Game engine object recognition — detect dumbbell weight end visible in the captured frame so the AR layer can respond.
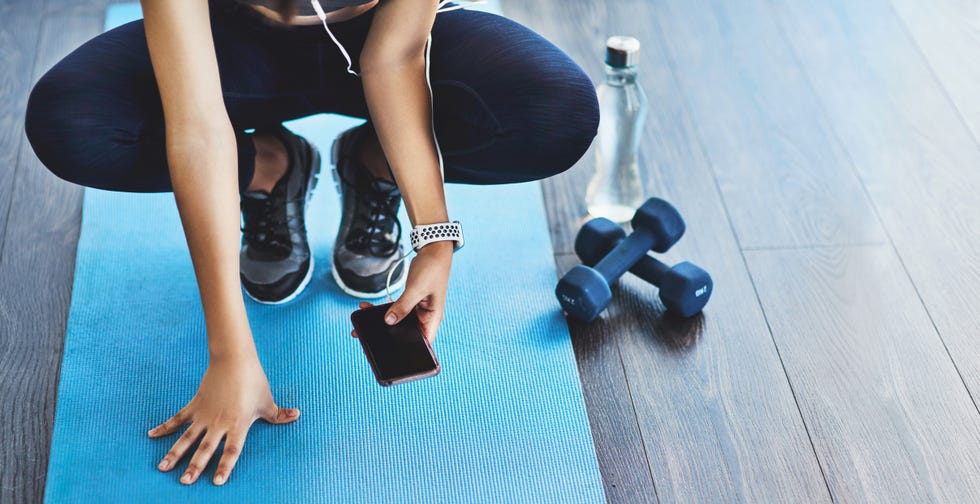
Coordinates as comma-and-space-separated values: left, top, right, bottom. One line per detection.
660, 261, 712, 317
556, 266, 610, 322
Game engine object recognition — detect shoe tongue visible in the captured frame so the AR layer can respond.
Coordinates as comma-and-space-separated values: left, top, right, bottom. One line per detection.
372, 177, 398, 193
243, 190, 271, 200
365, 175, 398, 194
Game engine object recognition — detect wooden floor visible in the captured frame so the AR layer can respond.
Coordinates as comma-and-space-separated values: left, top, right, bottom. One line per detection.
3, 0, 980, 501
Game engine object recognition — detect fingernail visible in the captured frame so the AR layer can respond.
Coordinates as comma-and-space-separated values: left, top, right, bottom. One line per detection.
385, 313, 396, 324
214, 474, 225, 485
181, 473, 192, 483
158, 459, 170, 471
288, 409, 299, 417
148, 427, 157, 436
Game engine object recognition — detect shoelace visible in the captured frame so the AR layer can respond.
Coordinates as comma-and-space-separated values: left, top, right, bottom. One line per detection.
336, 165, 403, 257
240, 191, 292, 255
335, 150, 412, 301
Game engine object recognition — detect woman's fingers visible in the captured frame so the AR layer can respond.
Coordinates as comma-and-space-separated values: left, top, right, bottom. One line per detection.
414, 294, 444, 344
148, 408, 190, 438
158, 422, 204, 472
418, 305, 444, 345
212, 428, 248, 486
260, 405, 300, 425
180, 430, 225, 484
422, 315, 442, 344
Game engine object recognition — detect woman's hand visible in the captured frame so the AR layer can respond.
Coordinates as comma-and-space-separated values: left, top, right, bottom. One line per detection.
147, 351, 300, 486
353, 241, 454, 344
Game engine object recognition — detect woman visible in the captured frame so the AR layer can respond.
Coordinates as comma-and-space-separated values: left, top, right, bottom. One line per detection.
24, 0, 598, 486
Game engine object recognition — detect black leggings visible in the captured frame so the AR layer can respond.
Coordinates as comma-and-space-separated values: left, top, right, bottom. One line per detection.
24, 0, 600, 193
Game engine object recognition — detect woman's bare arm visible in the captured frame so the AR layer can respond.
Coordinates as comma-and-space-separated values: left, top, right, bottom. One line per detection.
141, 0, 253, 356
140, 0, 299, 486
358, 0, 455, 340
360, 0, 446, 226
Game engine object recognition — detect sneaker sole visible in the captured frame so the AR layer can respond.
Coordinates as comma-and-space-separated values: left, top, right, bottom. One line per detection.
329, 128, 407, 299
243, 253, 316, 305
244, 136, 322, 305
329, 253, 407, 299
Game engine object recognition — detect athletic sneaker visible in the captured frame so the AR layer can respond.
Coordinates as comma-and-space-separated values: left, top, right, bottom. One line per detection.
329, 123, 406, 298
239, 124, 321, 304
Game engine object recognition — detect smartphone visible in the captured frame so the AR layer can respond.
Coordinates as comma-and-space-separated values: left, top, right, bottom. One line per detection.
350, 302, 440, 386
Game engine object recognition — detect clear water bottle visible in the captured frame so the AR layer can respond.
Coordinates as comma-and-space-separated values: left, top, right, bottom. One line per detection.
586, 36, 648, 223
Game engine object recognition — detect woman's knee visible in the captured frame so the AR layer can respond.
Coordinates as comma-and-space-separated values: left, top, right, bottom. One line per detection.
485, 20, 600, 180
535, 69, 600, 178
25, 68, 150, 190
26, 72, 100, 186
431, 10, 599, 183
501, 60, 600, 182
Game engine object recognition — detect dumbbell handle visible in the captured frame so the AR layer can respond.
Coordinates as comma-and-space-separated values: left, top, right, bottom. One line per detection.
592, 226, 660, 285
627, 252, 670, 285
582, 238, 670, 286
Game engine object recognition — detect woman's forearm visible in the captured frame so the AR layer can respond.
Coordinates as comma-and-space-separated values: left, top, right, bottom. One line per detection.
167, 123, 256, 361
361, 55, 448, 225
142, 0, 258, 361
358, 0, 446, 226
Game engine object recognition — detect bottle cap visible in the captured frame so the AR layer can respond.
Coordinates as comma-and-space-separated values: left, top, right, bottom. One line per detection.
605, 36, 640, 67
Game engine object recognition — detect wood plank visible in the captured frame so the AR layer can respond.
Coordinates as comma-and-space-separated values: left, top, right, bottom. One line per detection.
890, 0, 980, 143
0, 1, 46, 271
645, 0, 887, 249
0, 10, 105, 504
768, 0, 980, 429
557, 254, 659, 504
745, 244, 980, 501
503, 1, 831, 501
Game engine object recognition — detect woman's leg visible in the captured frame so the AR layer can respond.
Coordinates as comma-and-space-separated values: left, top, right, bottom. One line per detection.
25, 19, 244, 193
317, 5, 601, 185
24, 4, 325, 194
23, 2, 355, 304
427, 8, 600, 184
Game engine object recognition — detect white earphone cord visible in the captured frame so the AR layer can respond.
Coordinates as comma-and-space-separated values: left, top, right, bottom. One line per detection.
385, 251, 410, 302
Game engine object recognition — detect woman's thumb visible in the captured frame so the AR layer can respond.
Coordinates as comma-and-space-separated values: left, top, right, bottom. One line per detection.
385, 294, 418, 325
264, 405, 300, 424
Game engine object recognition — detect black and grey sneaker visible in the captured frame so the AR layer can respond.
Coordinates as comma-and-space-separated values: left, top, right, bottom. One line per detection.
329, 123, 406, 298
239, 124, 321, 304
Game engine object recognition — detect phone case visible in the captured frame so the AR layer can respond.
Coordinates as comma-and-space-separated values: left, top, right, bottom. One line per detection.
350, 303, 441, 387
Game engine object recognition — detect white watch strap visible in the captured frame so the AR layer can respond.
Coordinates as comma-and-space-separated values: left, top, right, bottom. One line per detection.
410, 221, 464, 252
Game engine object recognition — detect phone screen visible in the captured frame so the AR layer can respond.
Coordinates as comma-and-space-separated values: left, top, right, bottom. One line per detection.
351, 303, 439, 385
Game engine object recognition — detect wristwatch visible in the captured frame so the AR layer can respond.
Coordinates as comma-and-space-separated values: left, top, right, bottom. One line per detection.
410, 221, 464, 252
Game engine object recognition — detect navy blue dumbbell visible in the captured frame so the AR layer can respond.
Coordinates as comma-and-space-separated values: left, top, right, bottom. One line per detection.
575, 217, 712, 318
556, 198, 688, 322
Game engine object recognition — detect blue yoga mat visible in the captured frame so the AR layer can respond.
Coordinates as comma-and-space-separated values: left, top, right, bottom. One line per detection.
43, 3, 605, 503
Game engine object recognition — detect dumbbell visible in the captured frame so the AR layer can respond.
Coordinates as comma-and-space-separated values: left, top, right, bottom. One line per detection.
556, 198, 689, 322
575, 217, 712, 318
